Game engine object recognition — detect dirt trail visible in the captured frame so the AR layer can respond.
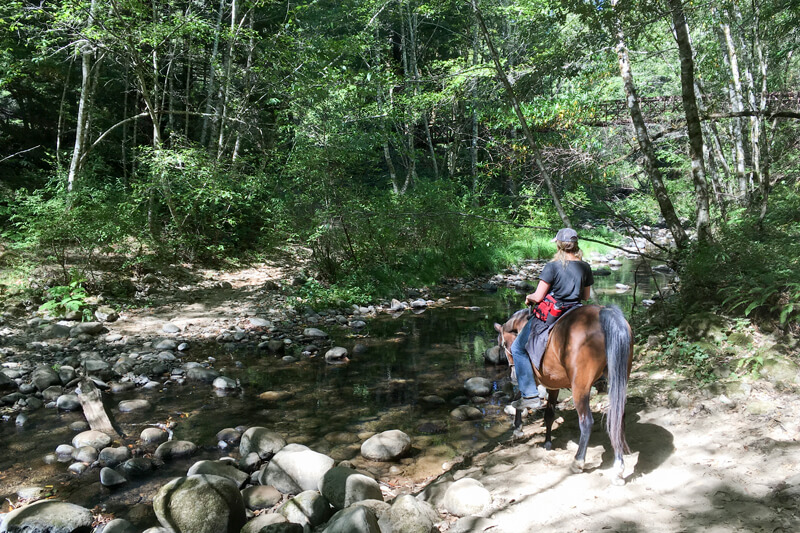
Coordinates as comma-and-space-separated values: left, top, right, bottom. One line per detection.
441, 374, 800, 532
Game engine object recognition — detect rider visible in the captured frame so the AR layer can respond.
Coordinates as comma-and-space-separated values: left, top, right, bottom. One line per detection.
510, 227, 594, 411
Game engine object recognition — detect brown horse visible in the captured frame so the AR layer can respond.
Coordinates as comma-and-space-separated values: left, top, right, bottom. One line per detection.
494, 305, 633, 484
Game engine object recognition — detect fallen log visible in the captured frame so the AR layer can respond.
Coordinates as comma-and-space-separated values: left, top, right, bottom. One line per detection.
77, 377, 122, 439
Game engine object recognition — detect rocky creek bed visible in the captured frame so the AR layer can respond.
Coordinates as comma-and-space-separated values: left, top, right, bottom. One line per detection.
1, 246, 799, 532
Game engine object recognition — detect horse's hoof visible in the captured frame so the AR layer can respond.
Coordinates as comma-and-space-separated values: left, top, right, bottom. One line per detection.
611, 476, 626, 486
570, 460, 585, 474
513, 429, 524, 439
543, 441, 552, 451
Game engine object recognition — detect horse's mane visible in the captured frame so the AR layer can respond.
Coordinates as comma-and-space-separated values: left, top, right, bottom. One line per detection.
503, 308, 530, 333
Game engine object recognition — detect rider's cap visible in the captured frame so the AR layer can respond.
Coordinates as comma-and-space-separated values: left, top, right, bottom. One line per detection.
552, 227, 578, 243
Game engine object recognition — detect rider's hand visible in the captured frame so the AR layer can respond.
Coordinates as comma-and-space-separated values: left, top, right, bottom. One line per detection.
525, 293, 537, 306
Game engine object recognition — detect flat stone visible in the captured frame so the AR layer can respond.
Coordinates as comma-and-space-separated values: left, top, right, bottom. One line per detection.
155, 440, 197, 460
118, 399, 152, 412
100, 467, 127, 487
72, 430, 112, 450
0, 500, 93, 532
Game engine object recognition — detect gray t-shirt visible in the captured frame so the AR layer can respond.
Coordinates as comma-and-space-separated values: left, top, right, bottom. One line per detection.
539, 260, 594, 305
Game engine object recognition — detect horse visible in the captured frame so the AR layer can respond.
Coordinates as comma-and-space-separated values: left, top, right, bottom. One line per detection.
494, 304, 633, 485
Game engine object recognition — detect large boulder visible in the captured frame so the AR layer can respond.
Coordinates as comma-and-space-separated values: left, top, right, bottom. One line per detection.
153, 474, 246, 533
0, 500, 93, 533
679, 312, 730, 343
360, 430, 411, 462
319, 467, 383, 510
324, 506, 381, 533
385, 495, 438, 533
442, 478, 492, 517
257, 444, 334, 494
277, 490, 332, 529
759, 354, 800, 386
239, 427, 286, 460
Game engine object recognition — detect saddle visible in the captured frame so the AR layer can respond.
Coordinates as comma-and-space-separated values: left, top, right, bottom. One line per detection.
525, 303, 581, 370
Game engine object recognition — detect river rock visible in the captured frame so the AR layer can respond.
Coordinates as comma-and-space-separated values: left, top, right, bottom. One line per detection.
42, 385, 63, 402
187, 460, 249, 488
68, 462, 88, 475
443, 478, 492, 516
303, 328, 328, 338
483, 345, 506, 365
386, 494, 438, 533
95, 306, 119, 323
680, 312, 730, 343
100, 467, 127, 487
257, 390, 293, 401
99, 446, 132, 466
241, 485, 282, 511
450, 405, 483, 421
324, 506, 381, 533
464, 377, 491, 396
154, 339, 178, 350
278, 490, 331, 529
57, 366, 77, 384
360, 430, 412, 462
213, 376, 238, 390
72, 430, 112, 450
31, 365, 60, 391
56, 393, 81, 411
153, 474, 246, 533
70, 321, 104, 336
0, 500, 93, 532
410, 299, 428, 309
40, 323, 72, 339
101, 518, 137, 533
257, 444, 334, 494
56, 444, 76, 458
319, 467, 382, 510
141, 427, 168, 445
216, 428, 242, 446
162, 323, 181, 333
118, 399, 152, 412
324, 347, 349, 364
239, 427, 286, 460
248, 317, 273, 328
186, 367, 220, 383
241, 514, 294, 533
155, 440, 197, 460
73, 445, 98, 463
119, 457, 153, 477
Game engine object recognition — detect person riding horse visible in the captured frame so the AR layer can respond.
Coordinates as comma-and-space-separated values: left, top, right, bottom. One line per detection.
509, 227, 594, 411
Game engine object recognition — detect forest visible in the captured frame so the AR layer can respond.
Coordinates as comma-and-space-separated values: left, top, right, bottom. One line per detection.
1, 0, 800, 325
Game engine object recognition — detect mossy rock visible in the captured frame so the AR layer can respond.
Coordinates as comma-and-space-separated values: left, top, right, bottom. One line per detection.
680, 312, 730, 343
758, 355, 800, 386
726, 331, 752, 348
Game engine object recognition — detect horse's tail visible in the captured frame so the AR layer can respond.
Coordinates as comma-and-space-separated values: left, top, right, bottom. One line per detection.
600, 305, 631, 454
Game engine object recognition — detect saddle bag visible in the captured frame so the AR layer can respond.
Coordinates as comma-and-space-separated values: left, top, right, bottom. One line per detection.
532, 294, 565, 322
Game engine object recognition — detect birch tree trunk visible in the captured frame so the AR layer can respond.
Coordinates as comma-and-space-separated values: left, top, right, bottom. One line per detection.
201, 0, 225, 147
67, 0, 98, 192
716, 9, 749, 203
472, 0, 571, 228
667, 0, 711, 242
612, 3, 688, 248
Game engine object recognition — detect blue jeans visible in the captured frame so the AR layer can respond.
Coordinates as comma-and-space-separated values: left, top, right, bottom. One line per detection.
510, 319, 539, 398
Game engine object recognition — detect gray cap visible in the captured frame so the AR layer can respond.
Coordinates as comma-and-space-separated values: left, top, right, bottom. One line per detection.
552, 228, 578, 242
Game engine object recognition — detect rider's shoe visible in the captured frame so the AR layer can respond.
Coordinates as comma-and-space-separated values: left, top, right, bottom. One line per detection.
511, 396, 544, 411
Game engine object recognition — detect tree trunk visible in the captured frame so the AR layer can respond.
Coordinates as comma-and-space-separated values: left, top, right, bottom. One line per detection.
667, 0, 711, 242
612, 3, 688, 248
470, 15, 479, 192
67, 0, 98, 192
716, 9, 748, 203
201, 0, 225, 147
472, 0, 571, 227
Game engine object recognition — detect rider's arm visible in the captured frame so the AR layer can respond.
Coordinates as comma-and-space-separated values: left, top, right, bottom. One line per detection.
582, 285, 592, 301
525, 280, 551, 306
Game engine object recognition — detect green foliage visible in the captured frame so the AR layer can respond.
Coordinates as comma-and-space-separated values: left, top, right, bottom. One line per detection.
679, 185, 800, 330
39, 274, 91, 320
659, 327, 717, 383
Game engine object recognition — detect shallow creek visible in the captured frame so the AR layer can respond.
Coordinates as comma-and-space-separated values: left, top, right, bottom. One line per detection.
0, 259, 673, 524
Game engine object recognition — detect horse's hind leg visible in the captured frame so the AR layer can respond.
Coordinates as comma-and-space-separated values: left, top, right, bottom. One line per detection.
570, 388, 593, 474
543, 389, 560, 450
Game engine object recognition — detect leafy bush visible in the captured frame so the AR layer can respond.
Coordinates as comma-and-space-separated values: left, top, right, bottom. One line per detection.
39, 275, 91, 320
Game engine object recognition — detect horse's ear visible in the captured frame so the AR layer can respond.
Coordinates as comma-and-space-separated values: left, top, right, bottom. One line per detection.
494, 323, 503, 332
